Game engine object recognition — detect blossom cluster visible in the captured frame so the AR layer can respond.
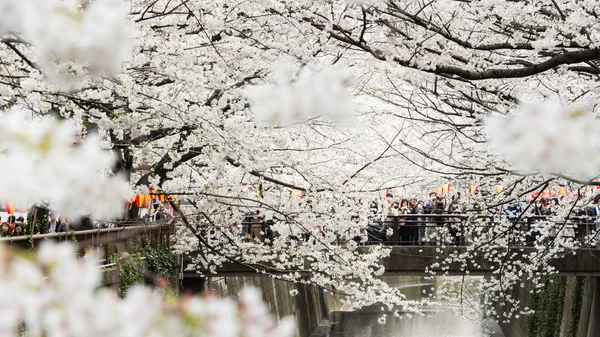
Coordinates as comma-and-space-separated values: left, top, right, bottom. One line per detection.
0, 241, 295, 337
486, 103, 600, 179
0, 0, 132, 86
0, 108, 131, 219
247, 66, 352, 126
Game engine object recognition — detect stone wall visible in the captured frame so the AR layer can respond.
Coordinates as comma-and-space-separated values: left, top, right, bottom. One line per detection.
204, 276, 329, 337
499, 276, 600, 337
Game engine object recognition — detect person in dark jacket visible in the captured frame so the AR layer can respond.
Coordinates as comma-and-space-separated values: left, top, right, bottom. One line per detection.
155, 203, 166, 221
424, 192, 438, 214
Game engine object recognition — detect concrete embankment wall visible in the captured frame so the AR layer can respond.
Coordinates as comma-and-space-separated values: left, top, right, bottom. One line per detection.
203, 277, 329, 337
499, 276, 600, 337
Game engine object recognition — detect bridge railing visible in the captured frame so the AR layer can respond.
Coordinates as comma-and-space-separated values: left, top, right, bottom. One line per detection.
240, 214, 598, 247
0, 219, 177, 263
365, 214, 599, 246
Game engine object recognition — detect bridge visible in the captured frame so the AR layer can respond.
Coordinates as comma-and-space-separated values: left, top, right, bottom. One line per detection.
189, 246, 600, 277
0, 220, 176, 263
2, 215, 599, 277
191, 213, 600, 277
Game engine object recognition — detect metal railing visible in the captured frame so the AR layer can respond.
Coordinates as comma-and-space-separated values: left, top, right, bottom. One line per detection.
240, 214, 599, 247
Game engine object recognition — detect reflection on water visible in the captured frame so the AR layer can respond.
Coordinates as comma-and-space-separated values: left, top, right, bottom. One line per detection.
327, 309, 504, 337
317, 278, 504, 337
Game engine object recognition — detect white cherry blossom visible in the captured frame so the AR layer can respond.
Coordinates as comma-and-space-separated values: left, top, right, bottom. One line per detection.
486, 103, 600, 179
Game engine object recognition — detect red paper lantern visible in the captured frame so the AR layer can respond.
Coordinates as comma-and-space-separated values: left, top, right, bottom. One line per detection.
4, 202, 14, 215
135, 195, 143, 207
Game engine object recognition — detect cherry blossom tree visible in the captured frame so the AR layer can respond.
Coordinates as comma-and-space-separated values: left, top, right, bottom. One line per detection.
1, 0, 600, 325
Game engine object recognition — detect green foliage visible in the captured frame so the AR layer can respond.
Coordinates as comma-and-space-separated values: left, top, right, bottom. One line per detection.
568, 277, 585, 337
69, 229, 77, 243
110, 252, 145, 297
527, 277, 567, 337
25, 206, 49, 237
141, 244, 177, 287
527, 290, 540, 337
110, 242, 177, 297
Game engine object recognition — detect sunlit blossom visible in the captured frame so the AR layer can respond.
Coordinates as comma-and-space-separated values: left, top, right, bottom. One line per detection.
486, 103, 600, 179
0, 108, 131, 219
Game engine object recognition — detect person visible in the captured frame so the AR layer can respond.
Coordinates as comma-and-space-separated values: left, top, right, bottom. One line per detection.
547, 199, 558, 216
439, 196, 448, 212
0, 222, 9, 237
384, 193, 398, 215
249, 211, 263, 240
409, 197, 418, 213
13, 223, 24, 236
585, 196, 600, 245
532, 200, 548, 216
350, 215, 366, 245
48, 212, 60, 233
14, 216, 25, 236
369, 199, 378, 218
424, 192, 438, 214
526, 200, 548, 245
155, 203, 166, 221
447, 200, 463, 245
415, 200, 427, 243
429, 200, 447, 245
397, 199, 410, 244
56, 217, 70, 232
407, 197, 421, 244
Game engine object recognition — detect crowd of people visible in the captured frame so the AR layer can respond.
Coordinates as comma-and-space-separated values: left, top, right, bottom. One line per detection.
0, 215, 26, 237
237, 189, 600, 247
365, 190, 600, 246
4, 190, 600, 246
0, 213, 71, 237
364, 191, 466, 245
0, 201, 173, 238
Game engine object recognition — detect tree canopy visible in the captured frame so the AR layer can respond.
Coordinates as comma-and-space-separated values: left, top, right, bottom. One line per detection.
2, 0, 600, 321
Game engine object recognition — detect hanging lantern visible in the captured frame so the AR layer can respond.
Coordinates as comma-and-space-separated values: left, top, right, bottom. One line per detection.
4, 202, 14, 215
135, 195, 143, 207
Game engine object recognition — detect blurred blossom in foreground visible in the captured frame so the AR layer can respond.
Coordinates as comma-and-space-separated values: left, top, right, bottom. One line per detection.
0, 0, 133, 87
0, 242, 296, 337
486, 103, 600, 179
247, 66, 352, 126
0, 108, 131, 218
0, 0, 22, 35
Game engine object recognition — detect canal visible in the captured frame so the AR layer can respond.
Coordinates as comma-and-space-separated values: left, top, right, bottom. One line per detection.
313, 277, 505, 337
